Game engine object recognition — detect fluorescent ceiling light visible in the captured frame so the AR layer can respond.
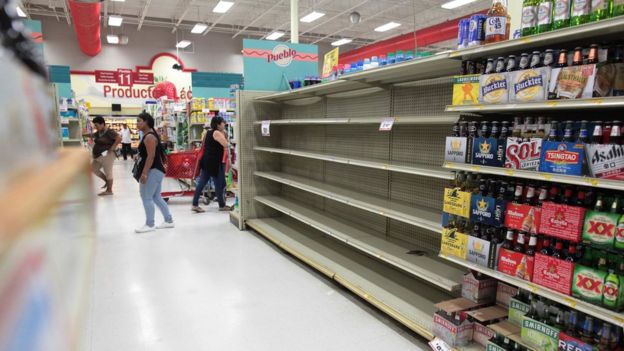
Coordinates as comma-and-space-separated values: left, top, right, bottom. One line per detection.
16, 6, 27, 17
191, 23, 208, 34
107, 35, 119, 44
266, 31, 285, 40
111, 0, 126, 2
331, 38, 352, 46
213, 1, 234, 13
300, 11, 325, 23
176, 40, 192, 48
374, 22, 401, 32
441, 0, 478, 9
108, 15, 123, 27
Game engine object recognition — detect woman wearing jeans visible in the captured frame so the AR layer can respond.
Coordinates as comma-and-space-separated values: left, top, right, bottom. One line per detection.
135, 112, 174, 233
191, 116, 232, 213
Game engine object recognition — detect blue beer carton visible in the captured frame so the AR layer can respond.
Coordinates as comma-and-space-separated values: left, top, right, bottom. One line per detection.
472, 137, 506, 167
470, 195, 507, 228
538, 141, 585, 176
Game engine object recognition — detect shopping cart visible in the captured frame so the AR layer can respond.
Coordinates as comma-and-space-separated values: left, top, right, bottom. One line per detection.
161, 149, 213, 204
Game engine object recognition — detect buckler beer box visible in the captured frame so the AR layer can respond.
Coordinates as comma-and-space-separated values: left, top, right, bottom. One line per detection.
509, 67, 551, 103
467, 235, 502, 269
462, 272, 497, 304
445, 137, 469, 163
453, 75, 480, 106
532, 253, 574, 295
505, 203, 541, 234
504, 137, 543, 171
582, 210, 620, 249
497, 248, 535, 282
521, 316, 560, 351
558, 333, 594, 351
538, 141, 585, 176
571, 264, 606, 305
554, 64, 597, 100
440, 227, 468, 259
539, 202, 586, 242
507, 297, 530, 326
472, 137, 506, 167
443, 188, 472, 218
585, 144, 624, 180
479, 72, 509, 104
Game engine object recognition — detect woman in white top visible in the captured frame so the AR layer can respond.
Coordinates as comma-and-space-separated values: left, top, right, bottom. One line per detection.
120, 124, 133, 161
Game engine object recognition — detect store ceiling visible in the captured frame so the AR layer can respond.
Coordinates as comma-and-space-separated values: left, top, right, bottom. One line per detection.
23, 0, 489, 49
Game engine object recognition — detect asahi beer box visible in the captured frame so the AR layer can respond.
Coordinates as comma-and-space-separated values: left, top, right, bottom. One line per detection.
572, 264, 607, 305
582, 210, 620, 249
508, 297, 530, 326
505, 203, 541, 234
467, 235, 502, 269
496, 282, 519, 308
479, 72, 509, 104
521, 316, 560, 351
497, 248, 535, 282
539, 202, 586, 242
445, 136, 469, 163
470, 195, 506, 227
453, 74, 480, 106
505, 137, 543, 170
509, 67, 551, 103
558, 333, 594, 351
444, 188, 472, 218
555, 64, 597, 100
532, 253, 574, 296
539, 141, 585, 176
462, 271, 497, 304
440, 228, 469, 259
472, 137, 506, 167
585, 144, 624, 180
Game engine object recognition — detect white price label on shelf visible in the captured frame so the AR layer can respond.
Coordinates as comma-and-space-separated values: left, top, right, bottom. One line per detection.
202, 108, 211, 113
429, 337, 452, 351
261, 120, 271, 137
379, 118, 395, 131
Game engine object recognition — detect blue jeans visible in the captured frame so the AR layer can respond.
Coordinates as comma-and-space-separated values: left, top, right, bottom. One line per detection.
140, 169, 173, 227
192, 164, 226, 208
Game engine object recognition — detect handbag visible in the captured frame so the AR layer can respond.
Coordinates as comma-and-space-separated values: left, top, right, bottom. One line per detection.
132, 156, 143, 182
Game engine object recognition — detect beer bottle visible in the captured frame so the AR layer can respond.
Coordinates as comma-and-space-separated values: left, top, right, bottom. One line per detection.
571, 0, 591, 26
505, 181, 516, 201
554, 309, 566, 330
598, 323, 614, 350
578, 120, 589, 143
566, 311, 580, 337
530, 51, 542, 68
527, 294, 540, 319
500, 121, 510, 139
468, 121, 478, 138
497, 181, 507, 200
461, 61, 468, 75
616, 215, 624, 252
488, 179, 498, 197
513, 183, 524, 203
592, 121, 604, 144
526, 233, 538, 256
611, 120, 622, 145
614, 0, 624, 16
495, 56, 506, 73
472, 223, 482, 237
484, 58, 495, 74
512, 116, 523, 138
491, 121, 501, 139
541, 236, 553, 255
556, 49, 569, 67
597, 252, 608, 271
588, 44, 600, 64
548, 184, 561, 203
547, 120, 559, 141
535, 116, 547, 138
591, 0, 613, 22
581, 316, 596, 343
506, 55, 518, 72
604, 121, 613, 144
572, 47, 584, 65
565, 243, 578, 261
543, 49, 555, 67
519, 53, 531, 69
575, 188, 587, 206
480, 121, 490, 138
537, 185, 549, 207
459, 121, 468, 137
525, 184, 537, 205
522, 0, 539, 36
552, 239, 564, 258
561, 187, 574, 205
522, 116, 535, 139
611, 196, 622, 213
604, 270, 621, 309
596, 194, 606, 211
452, 123, 460, 137
537, 0, 554, 33
485, 0, 511, 44
515, 232, 527, 253
482, 227, 495, 241
478, 178, 487, 195
575, 243, 585, 262
580, 245, 594, 266
553, 0, 572, 29
541, 303, 551, 323
562, 120, 575, 142
503, 229, 515, 250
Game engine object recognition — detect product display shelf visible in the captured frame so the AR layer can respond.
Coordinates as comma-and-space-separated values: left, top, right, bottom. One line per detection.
444, 161, 624, 191
246, 217, 453, 340
253, 115, 459, 125
60, 117, 81, 124
255, 195, 464, 292
254, 171, 442, 234
439, 254, 624, 328
450, 16, 624, 60
255, 147, 452, 180
446, 97, 624, 113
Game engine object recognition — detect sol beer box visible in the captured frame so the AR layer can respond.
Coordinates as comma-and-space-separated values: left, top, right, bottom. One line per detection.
472, 137, 506, 167
443, 188, 472, 218
582, 210, 620, 249
504, 137, 543, 170
452, 75, 480, 106
585, 143, 624, 180
445, 136, 470, 163
440, 228, 468, 259
521, 316, 560, 351
467, 235, 502, 269
509, 67, 551, 103
505, 203, 541, 234
572, 264, 607, 305
539, 141, 585, 176
470, 195, 506, 227
558, 332, 594, 351
497, 248, 535, 282
532, 253, 574, 295
479, 72, 509, 104
539, 202, 586, 242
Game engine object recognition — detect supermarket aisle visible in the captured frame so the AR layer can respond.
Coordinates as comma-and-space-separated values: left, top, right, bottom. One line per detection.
85, 161, 428, 351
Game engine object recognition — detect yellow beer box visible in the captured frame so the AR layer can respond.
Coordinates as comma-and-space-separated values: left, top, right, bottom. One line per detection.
509, 67, 551, 103
441, 228, 469, 259
444, 188, 472, 218
479, 72, 509, 104
452, 75, 480, 106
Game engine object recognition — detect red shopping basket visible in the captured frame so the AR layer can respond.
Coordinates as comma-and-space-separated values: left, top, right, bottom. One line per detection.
161, 149, 201, 200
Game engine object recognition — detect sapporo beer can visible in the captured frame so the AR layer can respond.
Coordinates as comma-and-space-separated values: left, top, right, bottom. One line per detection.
458, 18, 470, 49
468, 14, 487, 47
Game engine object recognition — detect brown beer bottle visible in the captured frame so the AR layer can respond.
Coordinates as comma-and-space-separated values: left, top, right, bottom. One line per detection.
572, 47, 584, 66
525, 184, 537, 205
502, 229, 515, 250
611, 121, 622, 145
556, 49, 569, 68
566, 243, 578, 262
537, 185, 549, 207
552, 240, 564, 259
485, 0, 511, 44
588, 44, 599, 64
526, 233, 538, 256
514, 231, 527, 253
592, 121, 604, 144
541, 236, 553, 255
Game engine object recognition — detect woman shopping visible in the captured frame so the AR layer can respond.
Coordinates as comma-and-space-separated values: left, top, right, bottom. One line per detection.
191, 116, 232, 213
135, 112, 174, 233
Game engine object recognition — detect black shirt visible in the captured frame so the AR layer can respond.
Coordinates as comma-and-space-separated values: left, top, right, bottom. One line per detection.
200, 130, 224, 177
138, 131, 166, 174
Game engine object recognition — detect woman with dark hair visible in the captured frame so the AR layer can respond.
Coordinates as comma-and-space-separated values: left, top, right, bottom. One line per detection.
191, 116, 232, 212
91, 116, 121, 196
135, 112, 174, 233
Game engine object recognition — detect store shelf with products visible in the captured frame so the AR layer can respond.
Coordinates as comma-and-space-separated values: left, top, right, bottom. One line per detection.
253, 115, 459, 125
446, 97, 624, 113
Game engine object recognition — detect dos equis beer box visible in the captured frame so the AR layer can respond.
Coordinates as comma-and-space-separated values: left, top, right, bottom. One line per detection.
508, 67, 550, 103
479, 72, 509, 104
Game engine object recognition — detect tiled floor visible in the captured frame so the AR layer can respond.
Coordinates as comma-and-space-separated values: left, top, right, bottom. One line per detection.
85, 161, 428, 350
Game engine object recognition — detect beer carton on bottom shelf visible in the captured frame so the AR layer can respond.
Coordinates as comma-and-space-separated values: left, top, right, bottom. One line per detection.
433, 298, 480, 347
571, 264, 606, 306
558, 332, 594, 351
497, 248, 535, 282
521, 316, 560, 351
508, 297, 530, 326
467, 306, 508, 347
532, 253, 574, 295
462, 272, 497, 304
496, 282, 519, 308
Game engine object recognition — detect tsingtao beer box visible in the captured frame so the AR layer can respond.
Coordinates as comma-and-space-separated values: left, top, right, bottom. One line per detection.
472, 137, 506, 167
539, 141, 585, 176
584, 144, 624, 180
504, 137, 542, 170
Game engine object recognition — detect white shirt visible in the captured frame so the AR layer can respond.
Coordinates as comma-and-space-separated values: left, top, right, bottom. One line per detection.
121, 128, 132, 144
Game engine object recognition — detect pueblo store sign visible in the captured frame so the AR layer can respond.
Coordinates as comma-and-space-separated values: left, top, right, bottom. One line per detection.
70, 53, 196, 107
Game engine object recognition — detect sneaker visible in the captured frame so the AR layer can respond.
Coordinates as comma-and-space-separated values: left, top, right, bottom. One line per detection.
135, 225, 155, 233
191, 206, 205, 213
219, 205, 233, 212
156, 221, 175, 229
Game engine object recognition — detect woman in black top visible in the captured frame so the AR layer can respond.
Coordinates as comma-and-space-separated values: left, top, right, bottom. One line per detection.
135, 112, 174, 233
192, 116, 232, 212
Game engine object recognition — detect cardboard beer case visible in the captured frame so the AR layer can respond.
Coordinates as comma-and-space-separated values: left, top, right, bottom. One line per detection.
497, 248, 535, 282
521, 316, 560, 351
462, 272, 497, 304
473, 322, 496, 347
466, 235, 502, 269
539, 202, 586, 242
558, 332, 594, 351
532, 253, 574, 295
505, 137, 543, 170
443, 188, 472, 218
554, 64, 597, 100
496, 282, 519, 308
445, 136, 470, 164
479, 72, 509, 104
508, 297, 530, 326
582, 210, 620, 249
470, 194, 506, 228
440, 228, 469, 259
539, 141, 585, 176
472, 137, 506, 167
509, 67, 551, 103
585, 143, 624, 180
466, 306, 509, 347
571, 264, 606, 305
453, 75, 480, 106
433, 298, 481, 347
505, 203, 541, 234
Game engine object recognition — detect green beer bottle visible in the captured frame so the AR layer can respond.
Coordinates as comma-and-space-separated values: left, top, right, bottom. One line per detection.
571, 0, 591, 25
591, 0, 613, 21
603, 269, 620, 309
614, 0, 624, 16
616, 214, 624, 251
553, 0, 572, 29
538, 0, 555, 32
522, 0, 539, 36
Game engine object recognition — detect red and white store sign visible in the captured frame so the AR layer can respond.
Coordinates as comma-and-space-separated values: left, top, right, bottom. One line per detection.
94, 69, 154, 86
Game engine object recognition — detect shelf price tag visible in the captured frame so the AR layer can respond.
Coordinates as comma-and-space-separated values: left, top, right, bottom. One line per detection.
428, 337, 452, 351
261, 120, 271, 136
379, 118, 395, 132
563, 297, 577, 308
